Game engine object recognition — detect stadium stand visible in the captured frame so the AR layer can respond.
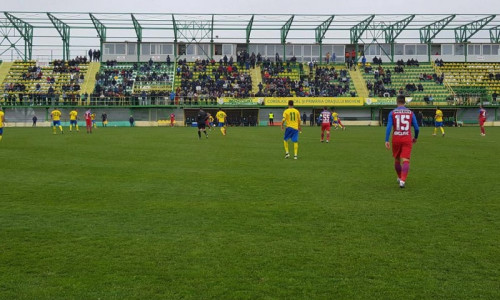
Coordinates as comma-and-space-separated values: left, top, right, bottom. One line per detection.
92, 60, 175, 105
305, 64, 357, 97
1, 57, 498, 109
434, 62, 500, 104
257, 60, 300, 97
173, 58, 253, 105
361, 60, 451, 104
256, 60, 356, 97
1, 59, 89, 106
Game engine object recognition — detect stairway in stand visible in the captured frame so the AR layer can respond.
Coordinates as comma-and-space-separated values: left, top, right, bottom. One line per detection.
250, 65, 262, 94
80, 62, 101, 101
0, 61, 14, 86
349, 68, 369, 98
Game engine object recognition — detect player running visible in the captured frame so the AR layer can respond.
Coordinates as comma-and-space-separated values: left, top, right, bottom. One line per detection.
433, 107, 445, 137
69, 109, 79, 132
0, 107, 4, 142
208, 113, 214, 131
196, 108, 209, 139
385, 95, 419, 188
282, 100, 301, 160
51, 107, 64, 134
318, 107, 333, 143
332, 108, 345, 130
205, 113, 213, 131
216, 108, 227, 136
84, 109, 92, 134
479, 104, 487, 136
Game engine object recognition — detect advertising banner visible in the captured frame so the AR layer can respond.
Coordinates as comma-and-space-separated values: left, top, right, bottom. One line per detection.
217, 98, 262, 106
264, 97, 364, 106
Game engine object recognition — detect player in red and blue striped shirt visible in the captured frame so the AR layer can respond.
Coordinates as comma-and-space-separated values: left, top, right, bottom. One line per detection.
318, 107, 333, 143
385, 95, 419, 188
479, 105, 487, 136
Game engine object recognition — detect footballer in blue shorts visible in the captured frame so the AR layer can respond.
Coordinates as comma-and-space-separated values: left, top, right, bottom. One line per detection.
281, 100, 301, 159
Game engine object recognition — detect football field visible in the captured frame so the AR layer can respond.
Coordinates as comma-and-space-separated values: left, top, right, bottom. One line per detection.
1, 125, 499, 299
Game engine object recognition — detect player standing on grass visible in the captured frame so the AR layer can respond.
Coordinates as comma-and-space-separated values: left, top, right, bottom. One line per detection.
102, 112, 108, 127
170, 112, 175, 127
0, 107, 4, 142
84, 109, 92, 134
51, 107, 64, 134
216, 108, 227, 136
69, 109, 79, 132
196, 108, 209, 139
385, 95, 419, 188
433, 106, 445, 137
91, 112, 97, 128
318, 106, 332, 143
479, 104, 487, 136
282, 100, 301, 159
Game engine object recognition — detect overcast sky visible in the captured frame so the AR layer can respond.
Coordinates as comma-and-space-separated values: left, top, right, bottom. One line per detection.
2, 0, 499, 61
2, 0, 500, 14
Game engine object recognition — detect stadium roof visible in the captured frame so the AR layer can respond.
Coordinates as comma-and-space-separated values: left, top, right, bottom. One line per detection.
1, 12, 499, 60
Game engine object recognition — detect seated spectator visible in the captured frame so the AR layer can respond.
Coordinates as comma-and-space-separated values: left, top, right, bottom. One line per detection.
372, 56, 382, 65
417, 83, 424, 92
434, 58, 444, 67
366, 80, 373, 91
424, 95, 430, 104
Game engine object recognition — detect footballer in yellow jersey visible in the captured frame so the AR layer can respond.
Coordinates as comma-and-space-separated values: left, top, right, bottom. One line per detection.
91, 113, 97, 128
281, 100, 301, 159
332, 109, 345, 130
0, 107, 4, 142
208, 114, 214, 130
433, 107, 445, 137
69, 109, 79, 132
51, 108, 64, 134
216, 108, 227, 135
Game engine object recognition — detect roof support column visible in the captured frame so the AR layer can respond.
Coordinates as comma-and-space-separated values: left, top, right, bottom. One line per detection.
47, 13, 70, 61
315, 15, 334, 63
280, 15, 294, 62
131, 14, 142, 62
4, 12, 33, 61
89, 13, 107, 61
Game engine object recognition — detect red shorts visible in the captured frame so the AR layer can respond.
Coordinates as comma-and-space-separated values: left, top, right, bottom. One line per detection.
392, 139, 412, 159
479, 118, 486, 126
321, 123, 331, 131
86, 119, 92, 127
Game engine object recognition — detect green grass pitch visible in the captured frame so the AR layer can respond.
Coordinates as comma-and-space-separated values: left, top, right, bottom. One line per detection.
1, 125, 499, 299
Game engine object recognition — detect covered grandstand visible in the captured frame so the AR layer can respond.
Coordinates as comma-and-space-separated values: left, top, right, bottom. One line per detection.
0, 12, 499, 125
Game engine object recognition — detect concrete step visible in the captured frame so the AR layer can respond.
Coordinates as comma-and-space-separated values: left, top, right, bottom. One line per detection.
0, 61, 14, 86
349, 68, 369, 98
80, 62, 100, 101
